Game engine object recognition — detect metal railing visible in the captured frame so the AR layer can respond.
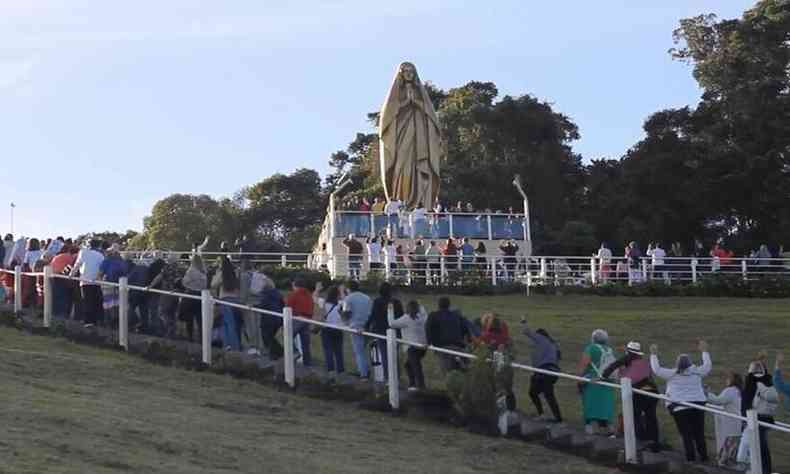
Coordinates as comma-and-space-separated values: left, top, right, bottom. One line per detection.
115, 250, 790, 287
330, 210, 529, 241
0, 264, 787, 473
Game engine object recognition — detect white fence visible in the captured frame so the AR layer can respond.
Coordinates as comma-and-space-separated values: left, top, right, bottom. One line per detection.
1, 264, 788, 473
122, 250, 789, 287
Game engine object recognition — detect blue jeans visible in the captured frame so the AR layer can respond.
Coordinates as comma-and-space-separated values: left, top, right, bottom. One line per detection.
321, 328, 345, 373
52, 278, 72, 320
351, 333, 369, 377
292, 320, 313, 366
220, 304, 241, 351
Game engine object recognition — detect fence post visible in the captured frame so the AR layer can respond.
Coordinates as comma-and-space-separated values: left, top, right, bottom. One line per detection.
539, 258, 547, 282
448, 214, 454, 238
386, 327, 400, 410
691, 258, 698, 284
385, 253, 391, 281
201, 290, 213, 365
283, 306, 295, 388
13, 265, 21, 314
490, 257, 497, 286
440, 256, 446, 285
118, 277, 129, 349
280, 255, 287, 267
741, 259, 748, 281
590, 258, 597, 286
620, 378, 638, 464
43, 266, 53, 328
487, 215, 493, 240
641, 258, 648, 281
746, 409, 763, 474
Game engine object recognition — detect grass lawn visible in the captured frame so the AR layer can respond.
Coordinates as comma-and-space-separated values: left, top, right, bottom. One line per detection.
0, 325, 611, 474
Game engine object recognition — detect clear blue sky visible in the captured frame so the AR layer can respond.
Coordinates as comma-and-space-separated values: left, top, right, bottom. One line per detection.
1, 0, 754, 238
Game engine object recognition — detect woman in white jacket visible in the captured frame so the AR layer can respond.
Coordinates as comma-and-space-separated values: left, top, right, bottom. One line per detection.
706, 371, 743, 466
388, 300, 427, 391
650, 340, 712, 464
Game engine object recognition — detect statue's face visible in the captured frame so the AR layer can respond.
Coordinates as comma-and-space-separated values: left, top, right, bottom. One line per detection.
400, 63, 417, 82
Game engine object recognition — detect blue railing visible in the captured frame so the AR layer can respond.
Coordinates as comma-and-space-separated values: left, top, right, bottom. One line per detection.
331, 211, 527, 240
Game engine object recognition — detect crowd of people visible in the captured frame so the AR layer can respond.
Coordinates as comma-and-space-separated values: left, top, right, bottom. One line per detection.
594, 240, 789, 285
335, 234, 522, 282
1, 234, 789, 472
335, 196, 526, 241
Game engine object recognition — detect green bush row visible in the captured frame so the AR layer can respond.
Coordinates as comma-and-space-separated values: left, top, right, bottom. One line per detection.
263, 267, 790, 298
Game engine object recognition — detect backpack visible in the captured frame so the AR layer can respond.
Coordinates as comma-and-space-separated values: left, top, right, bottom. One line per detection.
591, 344, 617, 379
754, 382, 779, 416
249, 271, 268, 295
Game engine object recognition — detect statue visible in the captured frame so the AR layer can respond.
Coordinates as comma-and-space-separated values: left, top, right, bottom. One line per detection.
379, 62, 445, 209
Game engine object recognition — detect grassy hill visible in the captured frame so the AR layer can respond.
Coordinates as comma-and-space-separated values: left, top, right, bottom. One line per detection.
0, 325, 610, 474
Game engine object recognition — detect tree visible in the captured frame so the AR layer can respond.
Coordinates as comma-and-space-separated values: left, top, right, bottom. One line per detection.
670, 1, 790, 246
140, 194, 240, 251
244, 168, 325, 250
76, 230, 139, 247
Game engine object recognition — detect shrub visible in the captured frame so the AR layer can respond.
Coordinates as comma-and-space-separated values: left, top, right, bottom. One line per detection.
259, 266, 790, 298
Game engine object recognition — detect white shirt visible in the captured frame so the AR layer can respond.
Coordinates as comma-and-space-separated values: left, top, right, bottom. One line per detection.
71, 248, 105, 285
384, 200, 401, 215
412, 207, 427, 222
651, 247, 666, 266
388, 307, 427, 347
384, 245, 397, 262
23, 250, 42, 269
367, 242, 382, 264
707, 386, 742, 453
425, 245, 440, 262
322, 301, 345, 326
597, 247, 612, 264
651, 352, 711, 409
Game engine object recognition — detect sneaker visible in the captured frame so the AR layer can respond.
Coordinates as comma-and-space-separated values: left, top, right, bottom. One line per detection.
83, 323, 95, 329
407, 386, 418, 392
246, 348, 259, 356
584, 424, 594, 435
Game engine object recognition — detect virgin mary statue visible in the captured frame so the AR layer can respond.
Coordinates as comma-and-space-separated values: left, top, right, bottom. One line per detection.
379, 62, 445, 209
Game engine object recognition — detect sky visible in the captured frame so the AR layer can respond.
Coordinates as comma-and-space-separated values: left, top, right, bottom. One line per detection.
1, 0, 755, 238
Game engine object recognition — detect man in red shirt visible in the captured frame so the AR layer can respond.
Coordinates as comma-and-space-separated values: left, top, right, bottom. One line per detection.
285, 278, 315, 366
50, 245, 78, 320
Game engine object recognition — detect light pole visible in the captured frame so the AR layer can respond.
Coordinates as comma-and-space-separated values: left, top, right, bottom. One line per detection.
9, 202, 15, 235
512, 175, 531, 256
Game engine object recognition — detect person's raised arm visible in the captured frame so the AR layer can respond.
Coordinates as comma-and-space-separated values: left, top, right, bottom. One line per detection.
697, 340, 712, 376
388, 311, 409, 329
312, 281, 323, 303
520, 317, 538, 341
775, 352, 790, 396
602, 355, 628, 380
69, 251, 83, 278
649, 344, 675, 380
707, 386, 737, 405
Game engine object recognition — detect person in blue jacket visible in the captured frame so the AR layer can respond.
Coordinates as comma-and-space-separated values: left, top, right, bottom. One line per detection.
775, 352, 790, 397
